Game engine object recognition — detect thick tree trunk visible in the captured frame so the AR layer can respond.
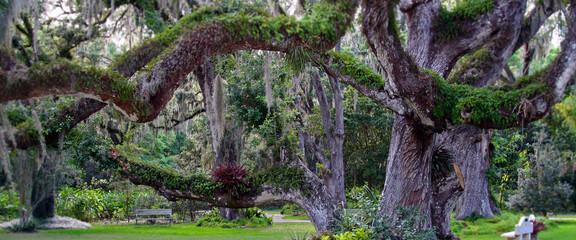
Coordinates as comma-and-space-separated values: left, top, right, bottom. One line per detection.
219, 208, 240, 221
197, 61, 245, 220
432, 175, 462, 240
31, 153, 56, 219
299, 195, 338, 233
436, 126, 498, 219
379, 116, 434, 229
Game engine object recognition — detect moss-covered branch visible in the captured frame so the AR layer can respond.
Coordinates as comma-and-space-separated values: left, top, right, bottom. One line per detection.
432, 69, 552, 129
0, 59, 152, 120
112, 155, 314, 207
312, 51, 408, 115
435, 0, 495, 41
1, 0, 358, 123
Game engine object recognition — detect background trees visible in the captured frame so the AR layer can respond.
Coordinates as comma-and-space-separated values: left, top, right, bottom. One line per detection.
1, 0, 576, 239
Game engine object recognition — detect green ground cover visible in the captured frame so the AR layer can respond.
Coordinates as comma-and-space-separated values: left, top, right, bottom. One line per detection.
1, 214, 575, 240
0, 223, 315, 240
282, 215, 310, 221
454, 211, 576, 240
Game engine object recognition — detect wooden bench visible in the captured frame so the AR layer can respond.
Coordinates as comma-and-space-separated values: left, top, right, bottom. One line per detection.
501, 215, 535, 240
133, 209, 173, 224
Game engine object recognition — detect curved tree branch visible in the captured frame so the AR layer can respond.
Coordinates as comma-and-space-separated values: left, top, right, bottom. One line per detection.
1, 1, 358, 123
362, 0, 435, 126
433, 2, 576, 129
448, 0, 567, 87
312, 52, 407, 115
516, 0, 565, 50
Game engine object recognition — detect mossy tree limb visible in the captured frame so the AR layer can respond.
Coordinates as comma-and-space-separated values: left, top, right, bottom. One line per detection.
0, 0, 359, 123
448, 0, 566, 88
112, 155, 339, 232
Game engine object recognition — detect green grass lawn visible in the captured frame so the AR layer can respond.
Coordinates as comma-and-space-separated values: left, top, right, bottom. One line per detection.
0, 223, 315, 240
2, 214, 575, 240
554, 213, 576, 219
454, 212, 576, 240
282, 215, 310, 221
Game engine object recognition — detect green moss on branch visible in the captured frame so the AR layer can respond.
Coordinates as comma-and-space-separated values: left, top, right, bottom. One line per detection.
436, 0, 495, 41
431, 69, 549, 128
115, 155, 313, 200
251, 167, 312, 196
118, 157, 218, 197
327, 51, 385, 90
448, 48, 492, 84
24, 60, 153, 120
215, 1, 353, 49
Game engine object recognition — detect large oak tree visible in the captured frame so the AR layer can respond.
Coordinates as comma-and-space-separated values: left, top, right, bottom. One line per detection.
2, 0, 576, 238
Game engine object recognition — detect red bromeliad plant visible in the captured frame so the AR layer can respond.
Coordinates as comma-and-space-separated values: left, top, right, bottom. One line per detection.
211, 163, 250, 197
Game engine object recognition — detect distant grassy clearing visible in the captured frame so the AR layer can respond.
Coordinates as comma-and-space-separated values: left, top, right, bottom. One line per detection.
454, 211, 576, 240
2, 215, 575, 240
282, 215, 310, 221
0, 223, 315, 240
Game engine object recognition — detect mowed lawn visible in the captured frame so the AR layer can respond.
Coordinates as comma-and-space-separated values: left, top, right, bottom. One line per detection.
454, 211, 576, 240
0, 223, 315, 240
457, 220, 576, 240
1, 218, 575, 240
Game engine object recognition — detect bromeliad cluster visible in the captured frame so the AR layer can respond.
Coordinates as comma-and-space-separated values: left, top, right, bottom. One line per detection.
211, 163, 251, 198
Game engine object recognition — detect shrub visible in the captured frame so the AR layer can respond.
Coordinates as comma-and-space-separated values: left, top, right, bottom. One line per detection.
333, 228, 372, 240
56, 186, 172, 222
508, 135, 574, 215
280, 203, 306, 216
0, 189, 19, 221
334, 186, 435, 240
57, 187, 106, 222
195, 207, 271, 228
338, 185, 379, 232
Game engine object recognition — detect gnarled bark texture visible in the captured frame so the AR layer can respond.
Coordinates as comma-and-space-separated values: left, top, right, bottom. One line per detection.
3, 0, 576, 238
379, 116, 434, 228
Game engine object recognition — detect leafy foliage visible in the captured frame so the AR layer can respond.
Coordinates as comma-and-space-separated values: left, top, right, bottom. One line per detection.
489, 130, 529, 208
508, 132, 574, 214
212, 163, 249, 198
0, 189, 18, 221
343, 89, 391, 188
250, 166, 311, 196
280, 203, 306, 216
195, 207, 271, 228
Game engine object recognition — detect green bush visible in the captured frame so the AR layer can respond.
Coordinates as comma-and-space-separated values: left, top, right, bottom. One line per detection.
0, 189, 19, 221
195, 207, 272, 228
333, 228, 372, 240
280, 203, 306, 216
56, 186, 168, 222
57, 187, 108, 222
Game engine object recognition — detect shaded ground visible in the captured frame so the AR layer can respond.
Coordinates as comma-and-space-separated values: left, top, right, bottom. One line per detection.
0, 223, 315, 240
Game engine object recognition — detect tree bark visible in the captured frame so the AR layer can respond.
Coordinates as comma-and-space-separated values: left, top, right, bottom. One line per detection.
310, 72, 346, 206
431, 175, 462, 240
31, 140, 60, 220
379, 115, 434, 229
437, 126, 498, 219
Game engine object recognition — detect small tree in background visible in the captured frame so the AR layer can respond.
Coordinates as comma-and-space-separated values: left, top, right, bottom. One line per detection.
508, 131, 574, 216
